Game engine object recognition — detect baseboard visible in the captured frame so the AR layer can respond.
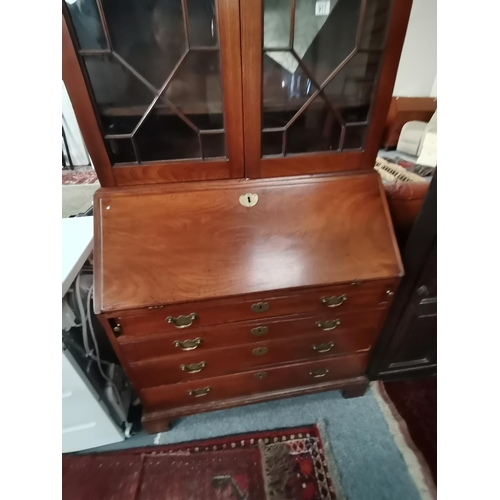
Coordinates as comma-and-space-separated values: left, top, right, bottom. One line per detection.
374, 365, 437, 382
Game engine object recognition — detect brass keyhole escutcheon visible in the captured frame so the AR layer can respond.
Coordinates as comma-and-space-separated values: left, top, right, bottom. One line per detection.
252, 347, 268, 356
239, 193, 259, 207
253, 371, 268, 380
251, 326, 269, 337
251, 302, 270, 313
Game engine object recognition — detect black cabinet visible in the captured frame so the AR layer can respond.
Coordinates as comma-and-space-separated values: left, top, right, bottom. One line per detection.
368, 174, 437, 380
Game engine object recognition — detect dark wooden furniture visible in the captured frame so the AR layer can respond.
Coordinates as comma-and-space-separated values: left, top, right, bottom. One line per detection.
368, 173, 436, 380
62, 0, 413, 433
381, 97, 437, 149
94, 174, 403, 432
63, 0, 412, 185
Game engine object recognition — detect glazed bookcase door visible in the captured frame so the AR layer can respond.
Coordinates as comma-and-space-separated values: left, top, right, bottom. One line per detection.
63, 0, 244, 186
241, 0, 412, 178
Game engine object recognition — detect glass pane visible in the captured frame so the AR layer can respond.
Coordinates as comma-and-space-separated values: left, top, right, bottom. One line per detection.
166, 51, 223, 130
286, 99, 342, 154
134, 110, 201, 162
343, 125, 367, 150
65, 0, 106, 50
83, 55, 155, 135
296, 0, 362, 84
101, 0, 187, 89
262, 131, 283, 156
263, 0, 291, 49
359, 0, 393, 50
201, 133, 226, 158
66, 0, 227, 165
187, 0, 218, 47
106, 139, 137, 163
323, 52, 383, 123
260, 0, 391, 156
262, 52, 315, 129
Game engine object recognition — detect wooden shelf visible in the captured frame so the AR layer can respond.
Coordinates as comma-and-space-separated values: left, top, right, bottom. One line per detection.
100, 96, 370, 119
101, 103, 221, 117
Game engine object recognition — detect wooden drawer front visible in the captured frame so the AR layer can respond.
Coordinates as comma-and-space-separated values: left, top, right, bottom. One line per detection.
140, 352, 369, 410
118, 309, 386, 363
112, 279, 397, 337
129, 328, 376, 388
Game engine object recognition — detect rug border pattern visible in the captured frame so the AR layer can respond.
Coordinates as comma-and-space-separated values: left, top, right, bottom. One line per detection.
371, 381, 437, 500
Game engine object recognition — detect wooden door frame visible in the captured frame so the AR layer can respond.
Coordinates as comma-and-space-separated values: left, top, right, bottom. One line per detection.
62, 0, 245, 187
240, 0, 413, 179
367, 172, 437, 380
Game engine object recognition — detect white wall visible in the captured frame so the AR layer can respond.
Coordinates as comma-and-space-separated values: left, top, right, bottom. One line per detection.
393, 0, 437, 97
62, 81, 91, 166
430, 75, 437, 97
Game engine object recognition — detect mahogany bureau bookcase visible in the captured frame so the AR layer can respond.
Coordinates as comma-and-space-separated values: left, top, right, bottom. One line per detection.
63, 0, 411, 433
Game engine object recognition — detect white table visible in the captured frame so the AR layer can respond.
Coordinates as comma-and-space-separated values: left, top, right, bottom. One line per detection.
62, 216, 124, 452
62, 216, 94, 297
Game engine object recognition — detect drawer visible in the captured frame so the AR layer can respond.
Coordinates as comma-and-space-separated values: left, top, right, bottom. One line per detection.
109, 279, 398, 337
129, 328, 377, 388
140, 352, 369, 410
118, 309, 387, 363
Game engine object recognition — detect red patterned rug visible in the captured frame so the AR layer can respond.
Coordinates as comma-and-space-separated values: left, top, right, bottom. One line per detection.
63, 425, 343, 500
62, 169, 98, 185
383, 377, 437, 484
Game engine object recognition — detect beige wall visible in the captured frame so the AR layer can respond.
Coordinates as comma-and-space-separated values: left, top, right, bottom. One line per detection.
393, 0, 437, 97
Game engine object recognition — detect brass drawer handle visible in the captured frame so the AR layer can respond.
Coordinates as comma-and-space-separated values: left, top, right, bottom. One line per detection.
251, 302, 270, 313
251, 326, 268, 337
316, 319, 341, 331
112, 324, 122, 335
173, 337, 203, 351
320, 294, 347, 308
252, 347, 268, 356
253, 371, 268, 380
310, 368, 329, 378
166, 313, 198, 328
180, 361, 206, 374
312, 341, 335, 353
187, 386, 210, 397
